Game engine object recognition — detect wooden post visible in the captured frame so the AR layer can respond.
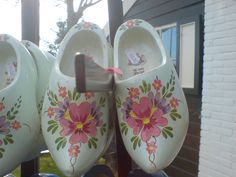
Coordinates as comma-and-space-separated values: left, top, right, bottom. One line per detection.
21, 0, 40, 176
21, 0, 40, 44
107, 1, 132, 177
107, 0, 124, 45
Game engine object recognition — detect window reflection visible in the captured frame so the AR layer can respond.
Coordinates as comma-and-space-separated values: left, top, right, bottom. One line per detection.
157, 25, 177, 66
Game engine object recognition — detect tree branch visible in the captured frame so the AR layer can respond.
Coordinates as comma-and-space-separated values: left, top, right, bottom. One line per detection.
76, 0, 102, 14
55, 0, 102, 45
67, 0, 75, 15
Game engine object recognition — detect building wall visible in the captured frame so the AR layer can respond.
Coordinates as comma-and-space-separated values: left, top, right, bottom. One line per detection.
199, 1, 236, 177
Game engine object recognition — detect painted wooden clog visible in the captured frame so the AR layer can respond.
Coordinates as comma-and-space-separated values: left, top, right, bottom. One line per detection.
0, 34, 40, 176
114, 19, 189, 173
21, 40, 55, 161
41, 21, 110, 177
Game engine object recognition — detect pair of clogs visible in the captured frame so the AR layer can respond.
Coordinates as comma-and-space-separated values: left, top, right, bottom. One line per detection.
41, 19, 188, 177
0, 35, 55, 176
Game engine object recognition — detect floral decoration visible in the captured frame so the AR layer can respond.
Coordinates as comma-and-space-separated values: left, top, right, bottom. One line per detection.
45, 83, 107, 172
119, 19, 143, 31
4, 61, 17, 86
0, 96, 23, 159
75, 21, 98, 31
116, 71, 182, 167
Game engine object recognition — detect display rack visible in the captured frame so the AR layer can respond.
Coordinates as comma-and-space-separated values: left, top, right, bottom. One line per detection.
20, 0, 132, 177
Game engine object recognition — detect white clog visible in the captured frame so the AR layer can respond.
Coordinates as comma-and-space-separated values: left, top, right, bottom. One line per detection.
21, 40, 55, 161
41, 22, 111, 177
114, 19, 189, 173
0, 34, 40, 176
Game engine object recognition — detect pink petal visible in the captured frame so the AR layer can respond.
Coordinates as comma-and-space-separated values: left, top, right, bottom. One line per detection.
83, 120, 97, 137
132, 97, 151, 118
141, 126, 161, 141
77, 102, 91, 122
152, 109, 168, 127
69, 131, 88, 144
127, 119, 142, 135
157, 117, 168, 127
69, 103, 79, 122
59, 119, 73, 136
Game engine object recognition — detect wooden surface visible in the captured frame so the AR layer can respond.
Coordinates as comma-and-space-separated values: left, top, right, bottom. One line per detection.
21, 0, 40, 176
107, 1, 132, 177
21, 0, 39, 44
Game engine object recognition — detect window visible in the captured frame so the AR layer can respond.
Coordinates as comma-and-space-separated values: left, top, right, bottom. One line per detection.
156, 24, 177, 66
179, 22, 195, 89
177, 16, 202, 95
156, 16, 202, 95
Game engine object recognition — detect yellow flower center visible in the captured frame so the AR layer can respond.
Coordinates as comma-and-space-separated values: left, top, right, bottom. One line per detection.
129, 111, 136, 118
143, 117, 150, 125
151, 107, 157, 116
88, 114, 94, 121
76, 122, 83, 129
65, 109, 70, 120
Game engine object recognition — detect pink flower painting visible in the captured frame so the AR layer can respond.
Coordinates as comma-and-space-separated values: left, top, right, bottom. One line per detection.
59, 102, 98, 144
127, 97, 168, 141
118, 71, 182, 167
46, 84, 107, 170
0, 96, 22, 159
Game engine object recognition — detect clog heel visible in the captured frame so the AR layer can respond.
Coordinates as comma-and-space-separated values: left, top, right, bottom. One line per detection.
114, 19, 189, 173
41, 21, 110, 177
0, 34, 39, 176
21, 40, 55, 161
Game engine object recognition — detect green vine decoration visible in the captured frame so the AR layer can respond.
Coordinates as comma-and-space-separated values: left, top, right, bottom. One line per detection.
88, 137, 98, 149
170, 109, 181, 121
99, 97, 106, 107
161, 71, 175, 99
162, 127, 174, 139
139, 80, 151, 94
100, 123, 107, 136
6, 96, 22, 120
120, 122, 128, 136
47, 120, 59, 135
131, 135, 142, 150
55, 137, 67, 151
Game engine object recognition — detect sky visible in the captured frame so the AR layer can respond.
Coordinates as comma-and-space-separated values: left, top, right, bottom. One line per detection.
0, 0, 108, 50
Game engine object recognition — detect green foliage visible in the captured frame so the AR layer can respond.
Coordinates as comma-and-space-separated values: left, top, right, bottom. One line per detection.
47, 120, 59, 134
3, 134, 14, 145
170, 109, 182, 121
99, 97, 106, 107
120, 122, 128, 136
12, 153, 67, 177
131, 136, 141, 150
0, 148, 5, 158
47, 90, 58, 106
6, 96, 22, 120
161, 71, 175, 99
139, 80, 151, 94
100, 123, 107, 136
68, 88, 80, 101
162, 126, 174, 139
55, 137, 67, 151
116, 97, 122, 108
88, 137, 98, 149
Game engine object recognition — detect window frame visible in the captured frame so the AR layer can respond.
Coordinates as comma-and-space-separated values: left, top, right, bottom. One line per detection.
176, 15, 203, 95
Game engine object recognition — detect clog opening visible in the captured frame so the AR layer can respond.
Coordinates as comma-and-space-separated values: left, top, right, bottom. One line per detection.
60, 30, 104, 77
118, 27, 163, 80
0, 42, 17, 90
